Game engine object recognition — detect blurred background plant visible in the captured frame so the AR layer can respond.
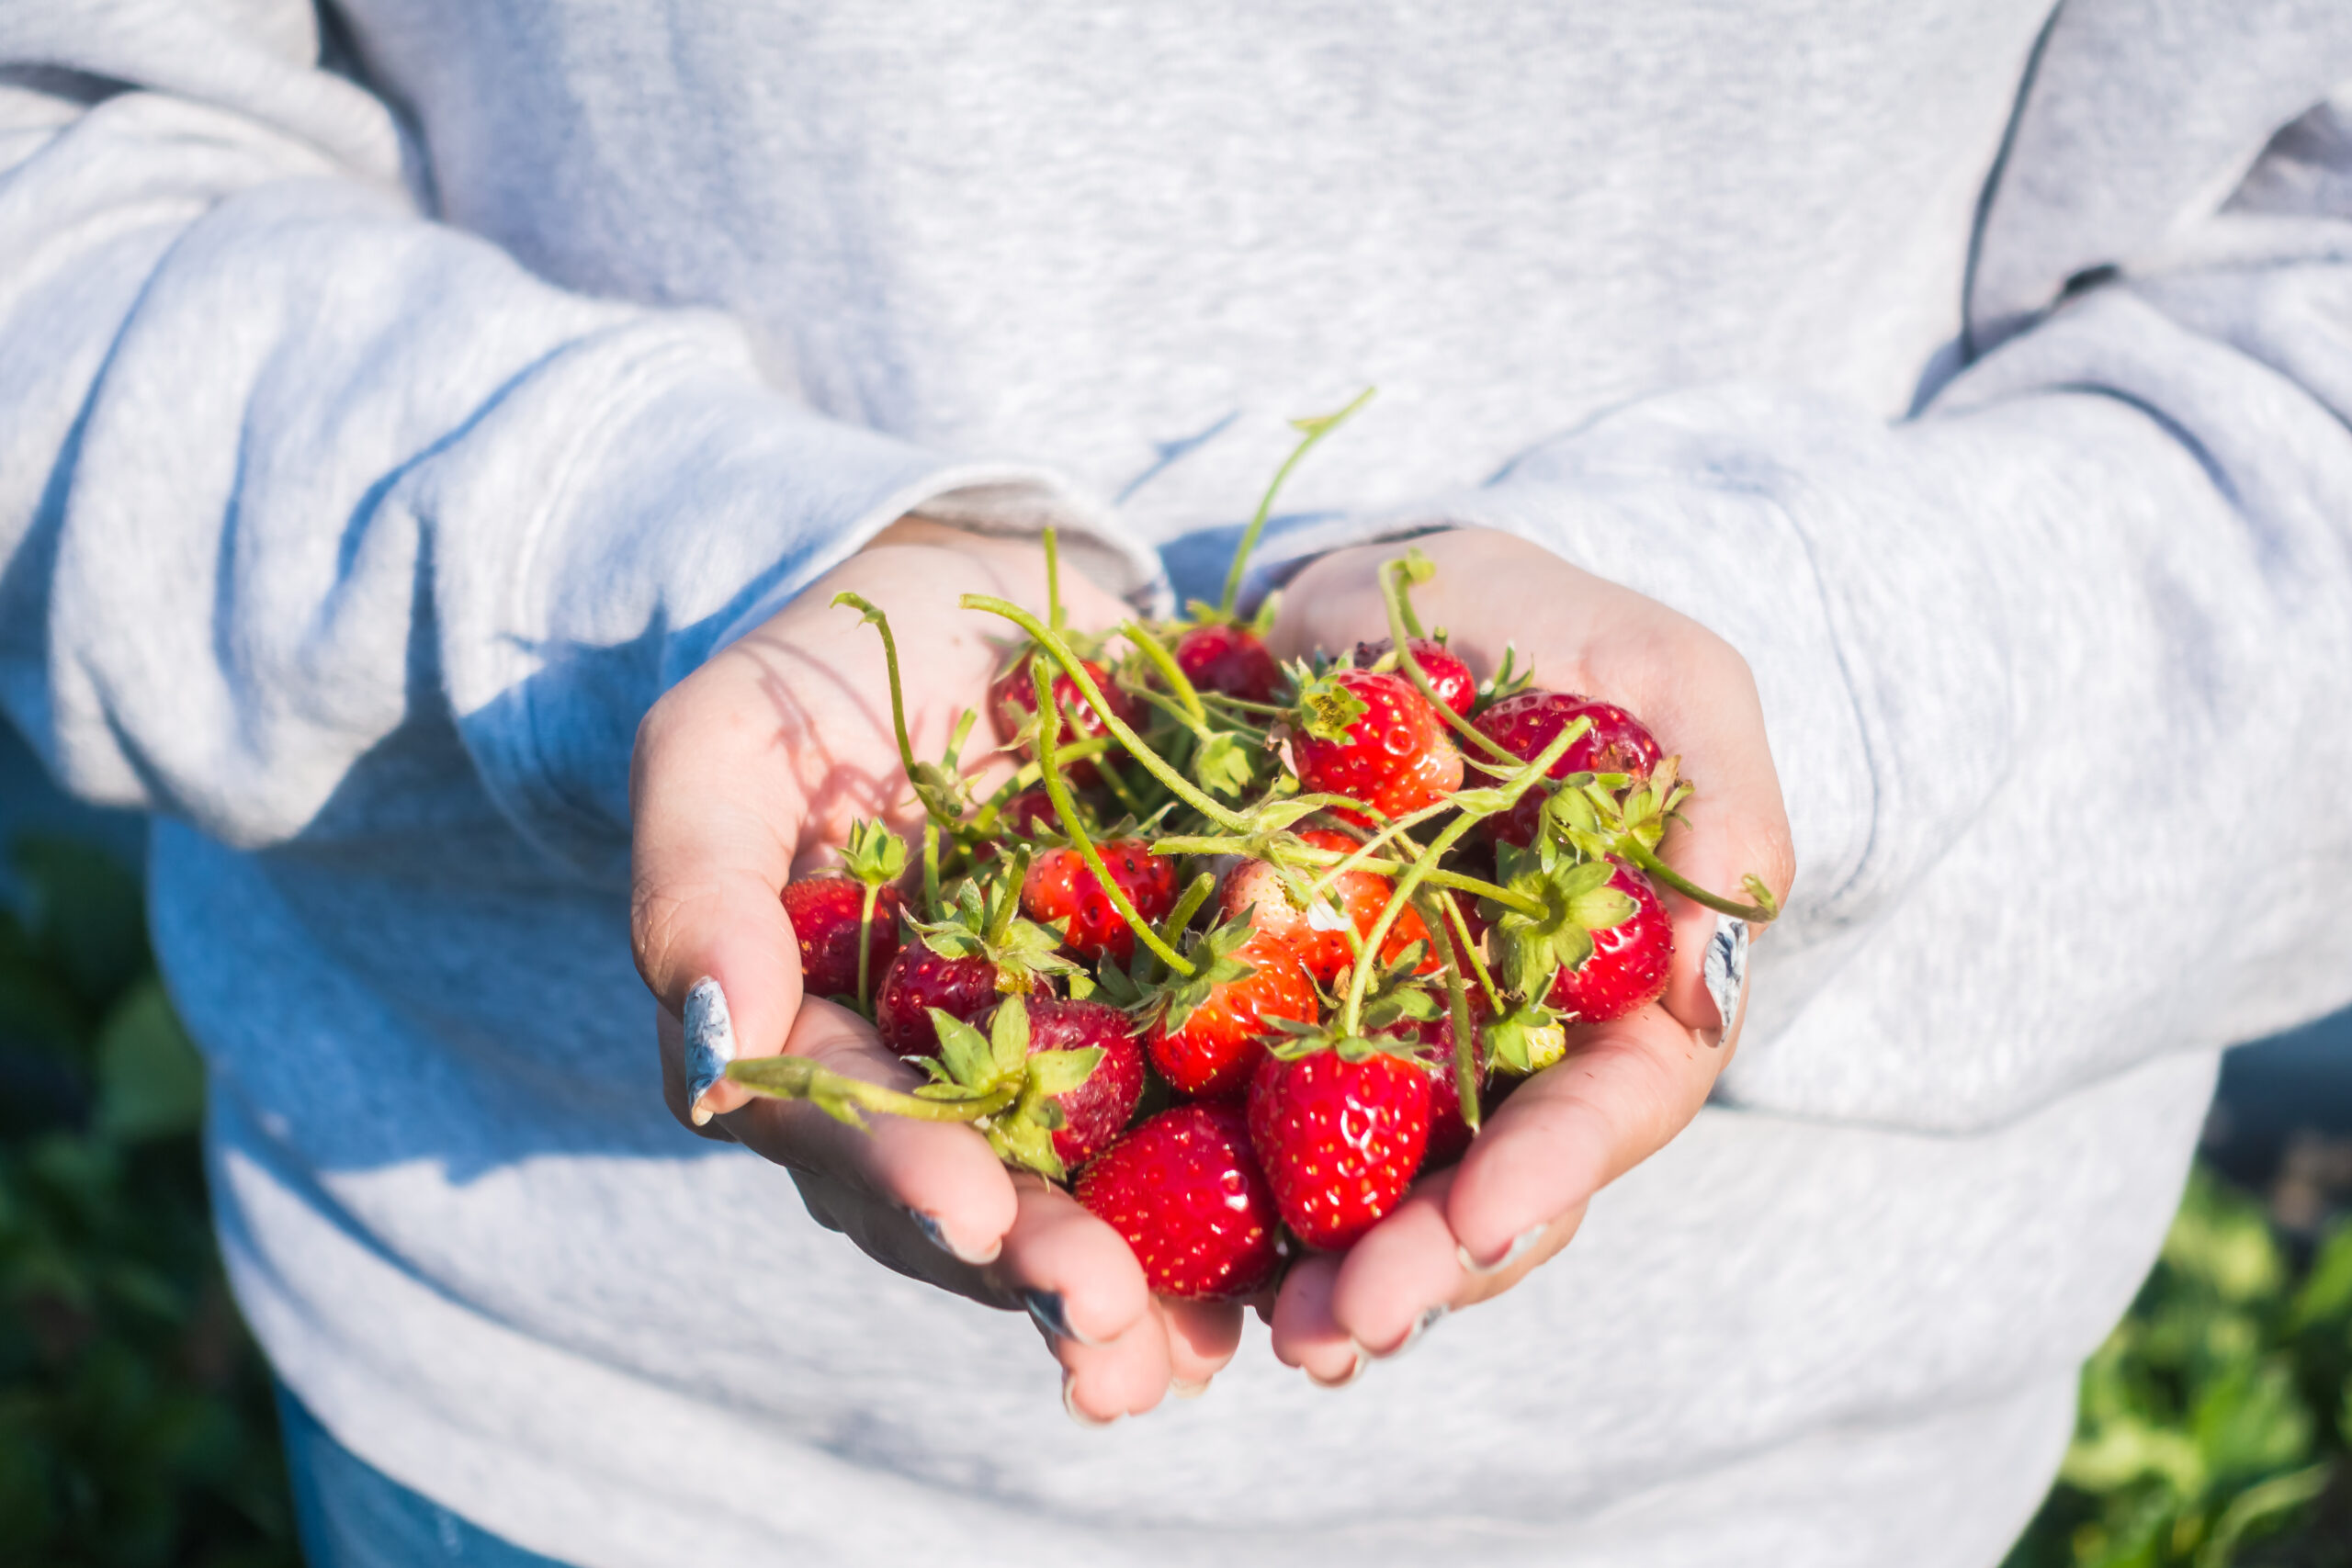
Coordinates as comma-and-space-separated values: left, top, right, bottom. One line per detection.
0, 713, 2346, 1567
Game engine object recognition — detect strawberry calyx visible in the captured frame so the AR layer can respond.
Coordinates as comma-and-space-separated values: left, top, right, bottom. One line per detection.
914, 997, 1105, 1180
1483, 1000, 1570, 1077
1481, 839, 1642, 998
908, 863, 1078, 994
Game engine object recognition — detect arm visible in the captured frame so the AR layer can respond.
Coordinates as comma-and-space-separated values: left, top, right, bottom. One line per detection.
0, 4, 1158, 874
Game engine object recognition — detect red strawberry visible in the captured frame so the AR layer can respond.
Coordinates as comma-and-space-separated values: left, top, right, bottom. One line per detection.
1219, 828, 1433, 987
1247, 1047, 1431, 1250
1290, 668, 1464, 822
1350, 637, 1476, 716
1077, 1102, 1281, 1300
1474, 691, 1664, 848
1022, 996, 1146, 1170
990, 659, 1140, 786
998, 788, 1058, 838
1175, 623, 1282, 703
875, 946, 1001, 1056
1023, 840, 1180, 964
1144, 932, 1319, 1100
1545, 862, 1672, 1023
781, 876, 903, 1002
1383, 994, 1489, 1167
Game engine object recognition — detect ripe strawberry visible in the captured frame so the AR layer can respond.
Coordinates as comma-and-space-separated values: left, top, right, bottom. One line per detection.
1350, 637, 1476, 717
1076, 1102, 1281, 1300
990, 659, 1140, 786
1247, 1047, 1431, 1250
1144, 931, 1319, 1100
997, 788, 1058, 838
874, 946, 1001, 1056
1473, 691, 1665, 848
1023, 840, 1180, 964
1175, 623, 1281, 703
1545, 862, 1672, 1023
1022, 996, 1146, 1170
1219, 828, 1433, 987
1290, 668, 1464, 822
782, 876, 903, 1002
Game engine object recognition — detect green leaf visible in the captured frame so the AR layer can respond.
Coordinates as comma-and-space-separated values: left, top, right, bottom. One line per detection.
1566, 886, 1637, 931
1024, 1046, 1102, 1099
1193, 732, 1257, 798
930, 1010, 998, 1089
92, 979, 203, 1144
989, 994, 1032, 1077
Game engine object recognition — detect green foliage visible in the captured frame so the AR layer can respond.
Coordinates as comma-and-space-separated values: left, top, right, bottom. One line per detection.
2006, 1168, 2352, 1568
0, 836, 296, 1567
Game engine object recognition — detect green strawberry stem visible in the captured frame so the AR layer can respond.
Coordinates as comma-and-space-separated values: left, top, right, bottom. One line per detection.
1197, 692, 1294, 719
1150, 832, 1548, 917
983, 846, 1031, 947
960, 596, 1252, 832
855, 880, 883, 1019
1031, 657, 1198, 977
1618, 840, 1780, 922
1044, 527, 1065, 632
1157, 871, 1217, 953
832, 592, 965, 830
1419, 892, 1482, 1135
1340, 810, 1483, 1036
1217, 386, 1377, 620
726, 1055, 1019, 1126
1437, 888, 1505, 1015
922, 821, 942, 918
1377, 558, 1526, 768
1120, 621, 1208, 730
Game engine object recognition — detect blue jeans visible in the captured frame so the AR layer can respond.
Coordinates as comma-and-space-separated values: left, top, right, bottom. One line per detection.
276, 1384, 574, 1568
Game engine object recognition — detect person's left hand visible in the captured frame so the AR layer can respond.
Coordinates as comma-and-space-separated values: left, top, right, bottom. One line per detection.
1258, 526, 1796, 1384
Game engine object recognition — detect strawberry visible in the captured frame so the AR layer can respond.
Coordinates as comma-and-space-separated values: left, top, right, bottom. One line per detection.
1142, 928, 1320, 1100
997, 788, 1058, 838
1290, 668, 1463, 822
1218, 828, 1433, 987
1020, 996, 1146, 1170
1247, 1045, 1431, 1250
781, 877, 902, 1003
1474, 691, 1664, 848
875, 946, 1001, 1056
1544, 861, 1672, 1023
1076, 1102, 1281, 1300
1350, 637, 1476, 717
990, 658, 1140, 787
1175, 623, 1282, 703
1022, 840, 1180, 964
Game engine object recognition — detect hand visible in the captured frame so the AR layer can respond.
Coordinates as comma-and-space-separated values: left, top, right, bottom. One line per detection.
629, 520, 1241, 1420
1258, 526, 1796, 1383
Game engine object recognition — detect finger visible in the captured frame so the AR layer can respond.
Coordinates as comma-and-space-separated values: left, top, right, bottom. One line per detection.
718, 1000, 1021, 1266
986, 1171, 1157, 1352
1324, 1164, 1584, 1358
1159, 1297, 1246, 1394
1266, 1254, 1368, 1388
1444, 1004, 1717, 1269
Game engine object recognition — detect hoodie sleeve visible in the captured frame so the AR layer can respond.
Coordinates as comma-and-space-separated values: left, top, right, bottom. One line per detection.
0, 3, 1160, 880
1259, 0, 2352, 1134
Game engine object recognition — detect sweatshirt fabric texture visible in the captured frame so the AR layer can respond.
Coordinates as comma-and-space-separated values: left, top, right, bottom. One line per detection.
7, 3, 2352, 1563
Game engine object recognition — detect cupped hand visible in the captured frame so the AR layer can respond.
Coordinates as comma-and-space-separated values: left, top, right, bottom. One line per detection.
1259, 526, 1797, 1383
630, 519, 1238, 1420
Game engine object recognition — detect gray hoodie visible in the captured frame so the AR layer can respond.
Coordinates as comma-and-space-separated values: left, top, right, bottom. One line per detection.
5, 1, 2351, 1562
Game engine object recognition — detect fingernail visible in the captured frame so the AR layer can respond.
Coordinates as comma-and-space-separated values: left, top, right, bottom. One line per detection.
905, 1206, 1002, 1268
1170, 1378, 1211, 1401
684, 976, 736, 1124
1374, 1303, 1450, 1360
1306, 1348, 1368, 1389
1022, 1289, 1103, 1348
1457, 1224, 1545, 1277
1062, 1374, 1120, 1428
1702, 916, 1750, 1046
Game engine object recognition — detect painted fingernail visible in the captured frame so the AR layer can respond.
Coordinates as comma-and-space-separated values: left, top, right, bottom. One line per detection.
684, 976, 736, 1125
1457, 1224, 1545, 1277
1375, 1303, 1451, 1360
1170, 1378, 1211, 1401
1062, 1374, 1120, 1428
905, 1206, 1001, 1268
1702, 916, 1750, 1046
1306, 1348, 1368, 1389
1022, 1289, 1104, 1348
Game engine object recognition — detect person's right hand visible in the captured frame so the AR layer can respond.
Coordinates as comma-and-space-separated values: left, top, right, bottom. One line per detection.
629, 519, 1242, 1421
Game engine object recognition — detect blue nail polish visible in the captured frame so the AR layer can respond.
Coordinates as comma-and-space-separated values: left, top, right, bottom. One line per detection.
1023, 1289, 1102, 1348
1702, 916, 1749, 1042
684, 977, 736, 1122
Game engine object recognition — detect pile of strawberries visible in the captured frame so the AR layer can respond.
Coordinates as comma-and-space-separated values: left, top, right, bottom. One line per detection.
732, 402, 1774, 1302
